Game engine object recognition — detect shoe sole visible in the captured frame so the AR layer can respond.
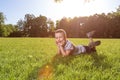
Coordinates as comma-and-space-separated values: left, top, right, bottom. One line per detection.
94, 40, 101, 46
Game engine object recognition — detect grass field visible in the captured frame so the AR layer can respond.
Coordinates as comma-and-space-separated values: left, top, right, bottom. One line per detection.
0, 38, 120, 80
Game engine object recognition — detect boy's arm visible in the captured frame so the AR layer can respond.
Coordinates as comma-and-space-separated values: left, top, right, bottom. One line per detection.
59, 45, 71, 57
57, 47, 61, 55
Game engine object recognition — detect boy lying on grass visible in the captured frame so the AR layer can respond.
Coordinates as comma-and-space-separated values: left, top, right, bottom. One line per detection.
55, 29, 101, 57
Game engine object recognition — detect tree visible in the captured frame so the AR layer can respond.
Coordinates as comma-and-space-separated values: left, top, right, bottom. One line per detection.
0, 12, 5, 36
0, 12, 6, 26
23, 14, 35, 36
0, 24, 16, 37
0, 25, 4, 36
47, 19, 55, 37
17, 19, 25, 31
29, 15, 48, 37
56, 17, 71, 37
23, 14, 48, 37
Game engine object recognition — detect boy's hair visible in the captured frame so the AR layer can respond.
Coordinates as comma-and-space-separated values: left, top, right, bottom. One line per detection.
55, 29, 67, 38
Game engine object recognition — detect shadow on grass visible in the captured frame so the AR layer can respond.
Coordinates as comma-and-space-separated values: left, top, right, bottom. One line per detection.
27, 52, 112, 80
26, 63, 54, 80
26, 66, 40, 80
26, 54, 77, 80
90, 52, 112, 69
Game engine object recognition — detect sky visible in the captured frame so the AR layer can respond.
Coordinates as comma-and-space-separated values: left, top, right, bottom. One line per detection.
0, 0, 120, 25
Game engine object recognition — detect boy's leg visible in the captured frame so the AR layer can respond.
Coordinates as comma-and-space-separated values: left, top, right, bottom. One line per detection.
88, 37, 97, 53
84, 46, 96, 53
86, 31, 101, 49
87, 31, 95, 48
86, 31, 95, 38
88, 37, 95, 48
88, 38, 101, 48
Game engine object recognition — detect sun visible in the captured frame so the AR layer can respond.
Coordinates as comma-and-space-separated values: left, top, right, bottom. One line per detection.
56, 0, 106, 18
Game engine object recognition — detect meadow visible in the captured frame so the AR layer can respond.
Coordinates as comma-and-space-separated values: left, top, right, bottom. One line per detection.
0, 38, 120, 80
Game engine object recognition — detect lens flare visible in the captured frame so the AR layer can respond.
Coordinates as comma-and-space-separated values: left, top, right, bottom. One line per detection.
38, 54, 60, 80
38, 64, 53, 80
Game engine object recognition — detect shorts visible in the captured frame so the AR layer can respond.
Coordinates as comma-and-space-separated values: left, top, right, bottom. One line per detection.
74, 45, 96, 55
74, 45, 86, 55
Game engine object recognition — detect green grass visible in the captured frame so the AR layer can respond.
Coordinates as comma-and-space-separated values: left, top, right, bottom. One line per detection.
0, 38, 120, 80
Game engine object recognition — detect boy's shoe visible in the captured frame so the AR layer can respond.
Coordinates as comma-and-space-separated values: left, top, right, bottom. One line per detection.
88, 40, 101, 48
86, 30, 95, 38
94, 40, 101, 46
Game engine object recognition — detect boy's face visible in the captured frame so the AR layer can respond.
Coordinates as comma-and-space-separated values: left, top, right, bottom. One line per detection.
55, 32, 66, 46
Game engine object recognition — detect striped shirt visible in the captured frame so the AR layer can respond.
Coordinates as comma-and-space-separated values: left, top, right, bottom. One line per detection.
64, 40, 86, 55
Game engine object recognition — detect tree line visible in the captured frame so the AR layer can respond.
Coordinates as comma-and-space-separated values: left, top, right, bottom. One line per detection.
0, 6, 120, 38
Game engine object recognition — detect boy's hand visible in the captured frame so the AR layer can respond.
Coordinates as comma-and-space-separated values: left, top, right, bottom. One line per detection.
58, 41, 65, 47
56, 41, 61, 48
56, 41, 65, 46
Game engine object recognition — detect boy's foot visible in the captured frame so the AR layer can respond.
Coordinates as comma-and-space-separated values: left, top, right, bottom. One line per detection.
88, 40, 101, 48
94, 40, 101, 46
86, 30, 95, 38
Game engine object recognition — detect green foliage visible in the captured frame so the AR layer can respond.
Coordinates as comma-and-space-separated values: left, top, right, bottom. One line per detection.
20, 14, 48, 37
0, 12, 5, 25
56, 13, 120, 38
1, 5, 120, 38
0, 24, 16, 37
0, 38, 120, 80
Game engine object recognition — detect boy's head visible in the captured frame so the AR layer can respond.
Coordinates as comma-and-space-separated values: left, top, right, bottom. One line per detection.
55, 29, 67, 46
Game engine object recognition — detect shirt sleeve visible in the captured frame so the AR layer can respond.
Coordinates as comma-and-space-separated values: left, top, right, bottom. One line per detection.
64, 40, 74, 50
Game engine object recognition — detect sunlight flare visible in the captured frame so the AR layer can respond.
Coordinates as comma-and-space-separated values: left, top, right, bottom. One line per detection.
38, 64, 53, 80
54, 0, 108, 18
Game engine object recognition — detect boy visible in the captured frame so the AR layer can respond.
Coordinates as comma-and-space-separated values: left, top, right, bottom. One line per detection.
55, 29, 101, 57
